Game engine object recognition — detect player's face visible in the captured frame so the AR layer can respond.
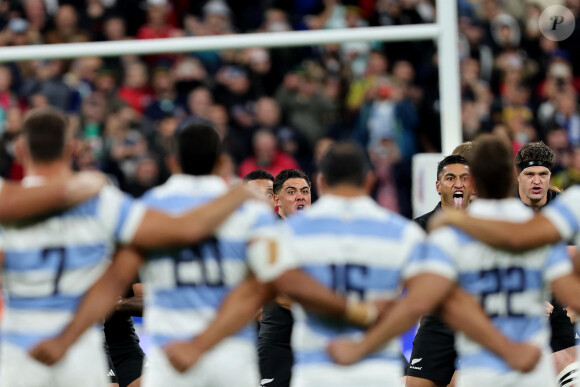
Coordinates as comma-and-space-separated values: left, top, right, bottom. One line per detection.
436, 163, 473, 210
518, 166, 550, 204
246, 179, 275, 207
275, 178, 311, 218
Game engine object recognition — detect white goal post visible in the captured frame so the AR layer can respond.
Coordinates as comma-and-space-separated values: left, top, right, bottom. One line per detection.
0, 1, 461, 154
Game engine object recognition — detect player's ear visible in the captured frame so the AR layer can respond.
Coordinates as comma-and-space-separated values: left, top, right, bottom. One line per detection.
13, 135, 27, 164
212, 153, 227, 175
363, 170, 376, 195
165, 154, 179, 174
316, 173, 327, 196
436, 180, 442, 195
64, 138, 77, 159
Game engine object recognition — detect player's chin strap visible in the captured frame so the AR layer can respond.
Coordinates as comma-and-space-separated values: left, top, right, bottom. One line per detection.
344, 300, 379, 327
557, 361, 579, 387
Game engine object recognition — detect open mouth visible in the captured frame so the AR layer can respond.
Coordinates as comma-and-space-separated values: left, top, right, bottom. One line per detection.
453, 192, 464, 208
531, 187, 542, 195
296, 204, 305, 211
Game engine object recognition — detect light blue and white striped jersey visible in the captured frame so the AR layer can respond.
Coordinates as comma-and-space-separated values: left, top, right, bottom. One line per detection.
543, 185, 580, 245
139, 174, 275, 348
1, 183, 146, 350
417, 198, 572, 373
276, 195, 425, 368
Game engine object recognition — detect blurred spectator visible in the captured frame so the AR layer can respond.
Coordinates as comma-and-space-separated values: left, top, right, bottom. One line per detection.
202, 0, 232, 35
354, 77, 418, 161
217, 152, 241, 186
22, 0, 49, 35
255, 96, 310, 169
276, 68, 338, 148
20, 60, 72, 112
144, 68, 183, 121
45, 5, 91, 44
123, 155, 162, 197
137, 3, 182, 66
0, 65, 20, 111
238, 130, 300, 178
187, 86, 213, 121
0, 107, 23, 179
545, 125, 571, 175
369, 138, 402, 213
104, 108, 148, 181
552, 146, 580, 191
214, 66, 259, 145
346, 50, 388, 112
551, 90, 580, 146
117, 61, 153, 115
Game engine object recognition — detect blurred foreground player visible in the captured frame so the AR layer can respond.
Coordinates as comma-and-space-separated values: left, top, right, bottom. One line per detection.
13, 109, 266, 386
28, 123, 377, 387
329, 135, 580, 386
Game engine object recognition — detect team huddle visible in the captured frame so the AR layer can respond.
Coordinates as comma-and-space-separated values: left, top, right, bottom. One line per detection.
1, 108, 580, 387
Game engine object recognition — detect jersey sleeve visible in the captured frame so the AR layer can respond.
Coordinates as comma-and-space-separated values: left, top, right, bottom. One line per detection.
544, 242, 573, 283
543, 186, 580, 241
97, 186, 147, 244
247, 220, 299, 283
404, 228, 458, 281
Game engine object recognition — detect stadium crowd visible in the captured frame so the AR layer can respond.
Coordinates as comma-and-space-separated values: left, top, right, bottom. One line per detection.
0, 0, 579, 217
2, 1, 580, 387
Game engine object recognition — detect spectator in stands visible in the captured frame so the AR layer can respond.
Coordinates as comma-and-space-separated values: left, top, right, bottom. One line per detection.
117, 61, 153, 115
45, 5, 90, 44
238, 130, 300, 178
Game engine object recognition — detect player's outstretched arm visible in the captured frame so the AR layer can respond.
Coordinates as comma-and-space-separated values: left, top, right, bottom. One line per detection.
327, 273, 453, 365
249, 238, 378, 326
131, 184, 258, 249
273, 268, 378, 326
0, 171, 106, 221
440, 286, 541, 373
165, 275, 275, 373
551, 274, 580, 315
428, 210, 560, 251
29, 247, 144, 365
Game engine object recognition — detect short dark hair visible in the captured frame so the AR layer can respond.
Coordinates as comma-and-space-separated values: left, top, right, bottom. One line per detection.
243, 170, 274, 182
273, 169, 311, 194
22, 108, 69, 162
514, 141, 554, 172
471, 134, 514, 199
174, 121, 221, 176
437, 155, 469, 180
319, 142, 369, 187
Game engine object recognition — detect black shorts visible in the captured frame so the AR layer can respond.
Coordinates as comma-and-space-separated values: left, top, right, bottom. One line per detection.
550, 300, 576, 352
104, 342, 119, 384
406, 324, 456, 385
257, 338, 293, 387
108, 341, 146, 387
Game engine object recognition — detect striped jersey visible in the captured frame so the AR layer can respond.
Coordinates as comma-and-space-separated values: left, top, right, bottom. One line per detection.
275, 195, 425, 368
139, 174, 275, 348
418, 198, 572, 372
0, 183, 145, 350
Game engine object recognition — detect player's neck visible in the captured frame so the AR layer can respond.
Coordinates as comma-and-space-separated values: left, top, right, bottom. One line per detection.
323, 184, 367, 198
25, 160, 72, 180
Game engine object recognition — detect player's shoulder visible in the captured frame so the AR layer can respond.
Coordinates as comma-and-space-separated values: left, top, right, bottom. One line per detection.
429, 225, 472, 246
141, 175, 222, 214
